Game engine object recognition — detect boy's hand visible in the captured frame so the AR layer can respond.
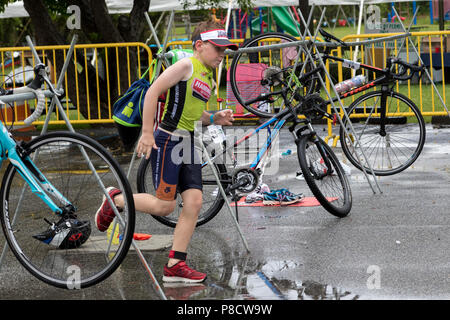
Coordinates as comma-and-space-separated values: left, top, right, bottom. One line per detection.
136, 133, 158, 159
214, 109, 234, 126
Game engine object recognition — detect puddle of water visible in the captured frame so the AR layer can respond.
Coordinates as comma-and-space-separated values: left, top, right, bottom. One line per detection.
162, 255, 359, 300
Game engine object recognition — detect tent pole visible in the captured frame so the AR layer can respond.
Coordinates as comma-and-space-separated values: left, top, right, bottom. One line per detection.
352, 0, 365, 77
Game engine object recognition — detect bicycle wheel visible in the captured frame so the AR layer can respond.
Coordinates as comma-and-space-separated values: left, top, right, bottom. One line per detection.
339, 91, 426, 176
297, 134, 352, 217
229, 32, 319, 118
136, 147, 230, 228
0, 131, 135, 289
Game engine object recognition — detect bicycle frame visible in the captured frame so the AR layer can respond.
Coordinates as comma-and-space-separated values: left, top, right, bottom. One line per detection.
240, 54, 395, 121
203, 105, 303, 175
0, 120, 70, 215
212, 54, 410, 184
320, 54, 393, 102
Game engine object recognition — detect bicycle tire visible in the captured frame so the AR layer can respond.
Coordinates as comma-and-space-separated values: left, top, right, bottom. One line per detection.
339, 90, 426, 176
0, 131, 135, 289
297, 134, 352, 218
229, 32, 318, 118
136, 152, 229, 228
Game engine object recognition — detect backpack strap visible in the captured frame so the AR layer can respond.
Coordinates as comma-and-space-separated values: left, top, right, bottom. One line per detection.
140, 48, 163, 82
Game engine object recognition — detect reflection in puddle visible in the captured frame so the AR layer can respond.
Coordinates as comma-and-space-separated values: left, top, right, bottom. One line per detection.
163, 254, 359, 300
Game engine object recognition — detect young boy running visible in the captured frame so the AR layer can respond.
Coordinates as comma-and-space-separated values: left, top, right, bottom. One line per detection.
95, 20, 238, 283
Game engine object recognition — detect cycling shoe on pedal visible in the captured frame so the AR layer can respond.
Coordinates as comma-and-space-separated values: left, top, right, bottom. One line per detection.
33, 215, 91, 249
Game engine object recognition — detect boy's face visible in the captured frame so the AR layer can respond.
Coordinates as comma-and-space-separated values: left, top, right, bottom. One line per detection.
195, 40, 226, 69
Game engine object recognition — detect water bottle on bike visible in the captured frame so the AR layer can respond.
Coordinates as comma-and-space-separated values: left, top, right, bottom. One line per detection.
335, 75, 366, 93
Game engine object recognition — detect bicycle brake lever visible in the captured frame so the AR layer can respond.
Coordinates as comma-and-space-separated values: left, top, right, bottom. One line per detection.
43, 77, 60, 96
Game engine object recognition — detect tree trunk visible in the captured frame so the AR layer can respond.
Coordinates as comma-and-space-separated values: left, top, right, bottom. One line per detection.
298, 0, 312, 35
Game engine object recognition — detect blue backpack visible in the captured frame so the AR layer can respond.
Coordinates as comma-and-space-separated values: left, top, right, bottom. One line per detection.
112, 77, 150, 127
112, 57, 166, 149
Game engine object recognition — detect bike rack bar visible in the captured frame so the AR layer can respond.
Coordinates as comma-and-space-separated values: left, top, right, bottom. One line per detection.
221, 33, 410, 57
201, 140, 251, 253
0, 89, 61, 104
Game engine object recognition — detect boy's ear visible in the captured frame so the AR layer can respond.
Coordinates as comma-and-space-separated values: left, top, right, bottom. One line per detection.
193, 40, 204, 51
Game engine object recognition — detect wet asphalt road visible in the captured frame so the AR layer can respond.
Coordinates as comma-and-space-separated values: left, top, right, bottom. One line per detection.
0, 124, 449, 300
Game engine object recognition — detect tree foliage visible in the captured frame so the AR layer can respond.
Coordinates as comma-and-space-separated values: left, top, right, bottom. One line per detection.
181, 0, 253, 11
0, 0, 256, 121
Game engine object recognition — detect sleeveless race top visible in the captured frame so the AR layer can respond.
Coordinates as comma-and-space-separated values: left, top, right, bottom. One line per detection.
159, 57, 214, 132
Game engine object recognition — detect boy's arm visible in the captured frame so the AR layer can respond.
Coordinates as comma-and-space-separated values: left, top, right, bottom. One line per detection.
141, 59, 192, 136
201, 109, 235, 126
137, 59, 192, 159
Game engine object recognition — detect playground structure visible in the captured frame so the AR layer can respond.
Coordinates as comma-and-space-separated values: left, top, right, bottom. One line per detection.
430, 0, 450, 23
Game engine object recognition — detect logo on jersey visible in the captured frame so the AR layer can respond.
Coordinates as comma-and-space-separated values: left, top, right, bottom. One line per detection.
192, 78, 211, 102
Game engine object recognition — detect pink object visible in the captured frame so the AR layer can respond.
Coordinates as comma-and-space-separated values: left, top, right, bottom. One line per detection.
230, 196, 338, 207
226, 63, 269, 114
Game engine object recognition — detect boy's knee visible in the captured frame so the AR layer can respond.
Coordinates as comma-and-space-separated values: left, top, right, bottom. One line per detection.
159, 200, 177, 216
184, 195, 203, 212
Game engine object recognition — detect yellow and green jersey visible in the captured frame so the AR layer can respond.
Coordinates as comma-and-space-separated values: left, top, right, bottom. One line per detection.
159, 57, 213, 132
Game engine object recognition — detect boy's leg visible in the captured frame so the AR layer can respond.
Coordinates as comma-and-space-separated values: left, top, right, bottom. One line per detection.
163, 188, 206, 283
96, 128, 180, 231
163, 138, 205, 282
114, 193, 176, 216
168, 188, 202, 267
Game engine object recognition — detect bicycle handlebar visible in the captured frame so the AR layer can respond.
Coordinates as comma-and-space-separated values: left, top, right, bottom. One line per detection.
389, 57, 425, 81
1, 63, 60, 125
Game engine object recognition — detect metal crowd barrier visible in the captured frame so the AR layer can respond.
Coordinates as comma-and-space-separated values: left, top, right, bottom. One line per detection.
338, 31, 450, 117
1, 32, 448, 127
0, 42, 152, 126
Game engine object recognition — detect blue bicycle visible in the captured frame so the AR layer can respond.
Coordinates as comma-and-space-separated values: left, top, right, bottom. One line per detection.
0, 63, 135, 288
137, 94, 352, 228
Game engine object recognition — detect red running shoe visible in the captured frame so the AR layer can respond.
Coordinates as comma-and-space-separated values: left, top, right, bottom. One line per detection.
95, 187, 122, 232
163, 261, 207, 283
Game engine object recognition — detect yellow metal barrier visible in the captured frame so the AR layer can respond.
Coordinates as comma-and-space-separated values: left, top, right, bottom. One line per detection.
2, 31, 447, 129
338, 31, 450, 117
0, 42, 152, 126
323, 31, 450, 145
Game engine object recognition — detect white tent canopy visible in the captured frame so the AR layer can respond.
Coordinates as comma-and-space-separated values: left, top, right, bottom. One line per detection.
309, 0, 427, 4
148, 0, 298, 11
0, 0, 299, 18
308, 0, 427, 33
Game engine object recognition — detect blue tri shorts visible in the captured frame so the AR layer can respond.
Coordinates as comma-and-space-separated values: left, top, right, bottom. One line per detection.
150, 128, 202, 201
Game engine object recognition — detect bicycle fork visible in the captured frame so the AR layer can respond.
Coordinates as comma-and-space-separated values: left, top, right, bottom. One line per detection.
4, 139, 71, 216
291, 123, 333, 179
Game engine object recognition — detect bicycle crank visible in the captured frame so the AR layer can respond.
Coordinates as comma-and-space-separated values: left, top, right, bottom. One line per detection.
229, 168, 259, 193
